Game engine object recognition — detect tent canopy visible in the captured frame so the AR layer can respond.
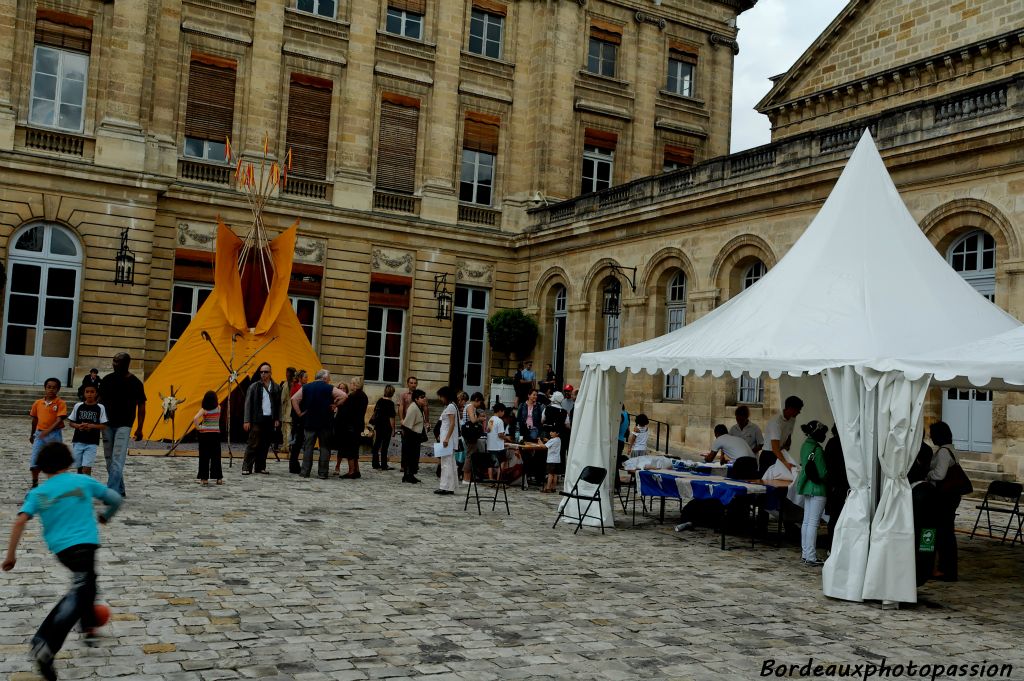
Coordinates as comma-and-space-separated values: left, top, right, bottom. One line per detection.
580, 132, 1020, 378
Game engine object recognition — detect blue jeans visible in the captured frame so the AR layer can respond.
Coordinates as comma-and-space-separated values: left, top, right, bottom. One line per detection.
29, 429, 63, 469
103, 426, 132, 496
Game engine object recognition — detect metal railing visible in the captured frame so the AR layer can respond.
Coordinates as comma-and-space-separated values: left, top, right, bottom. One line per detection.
648, 418, 671, 454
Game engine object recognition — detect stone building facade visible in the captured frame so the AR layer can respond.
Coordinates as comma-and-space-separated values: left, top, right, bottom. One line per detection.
0, 0, 748, 399
524, 0, 1024, 481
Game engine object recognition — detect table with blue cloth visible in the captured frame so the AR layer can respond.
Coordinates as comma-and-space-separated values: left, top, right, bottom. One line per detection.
635, 469, 788, 549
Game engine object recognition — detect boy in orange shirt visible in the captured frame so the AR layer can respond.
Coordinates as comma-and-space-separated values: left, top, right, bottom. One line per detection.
30, 378, 67, 488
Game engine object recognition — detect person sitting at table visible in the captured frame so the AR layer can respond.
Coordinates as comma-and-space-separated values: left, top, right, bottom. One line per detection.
625, 414, 650, 457
729, 405, 763, 454
796, 420, 829, 567
760, 395, 803, 481
704, 424, 756, 464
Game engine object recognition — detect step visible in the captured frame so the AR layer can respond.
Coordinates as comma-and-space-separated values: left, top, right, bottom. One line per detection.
960, 460, 1004, 474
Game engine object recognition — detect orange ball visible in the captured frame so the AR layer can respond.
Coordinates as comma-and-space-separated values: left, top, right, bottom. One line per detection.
93, 603, 110, 627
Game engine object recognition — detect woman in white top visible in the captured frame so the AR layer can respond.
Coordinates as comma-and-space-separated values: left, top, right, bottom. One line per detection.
928, 421, 961, 581
626, 414, 650, 456
435, 386, 459, 495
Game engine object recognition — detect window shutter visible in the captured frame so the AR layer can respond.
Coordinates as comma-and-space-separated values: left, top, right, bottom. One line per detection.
35, 9, 93, 53
389, 0, 426, 14
287, 74, 333, 180
185, 53, 237, 143
472, 0, 507, 16
463, 111, 500, 155
590, 19, 622, 46
669, 40, 699, 64
664, 145, 694, 166
584, 127, 617, 151
376, 95, 420, 194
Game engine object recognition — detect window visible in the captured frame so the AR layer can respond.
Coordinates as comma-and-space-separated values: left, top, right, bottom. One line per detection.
290, 296, 318, 347
286, 74, 333, 180
183, 53, 237, 163
948, 230, 996, 302
737, 260, 766, 402
552, 286, 567, 386
460, 112, 499, 206
30, 46, 88, 133
664, 272, 686, 400
364, 306, 405, 384
666, 42, 698, 97
663, 145, 694, 173
468, 5, 505, 59
587, 21, 621, 77
604, 313, 620, 351
582, 146, 613, 194
602, 277, 621, 350
385, 0, 424, 40
169, 284, 212, 348
376, 94, 420, 194
296, 0, 336, 18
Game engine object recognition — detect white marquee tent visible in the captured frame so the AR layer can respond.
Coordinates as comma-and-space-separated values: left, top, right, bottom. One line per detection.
562, 132, 1021, 603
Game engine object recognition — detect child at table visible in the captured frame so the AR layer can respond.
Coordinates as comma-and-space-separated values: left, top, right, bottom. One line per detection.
484, 403, 511, 480
626, 413, 649, 457
541, 427, 562, 493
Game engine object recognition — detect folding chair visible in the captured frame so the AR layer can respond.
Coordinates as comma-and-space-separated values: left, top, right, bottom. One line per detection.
463, 455, 510, 516
553, 466, 607, 534
970, 480, 1023, 543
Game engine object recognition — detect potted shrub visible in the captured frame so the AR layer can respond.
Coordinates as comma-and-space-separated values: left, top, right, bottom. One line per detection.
486, 308, 539, 405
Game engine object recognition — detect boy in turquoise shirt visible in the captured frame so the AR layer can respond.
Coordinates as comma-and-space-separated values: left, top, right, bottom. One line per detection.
3, 442, 122, 681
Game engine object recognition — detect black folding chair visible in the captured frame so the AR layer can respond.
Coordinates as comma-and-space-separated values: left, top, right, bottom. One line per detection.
970, 480, 1023, 543
553, 466, 607, 534
464, 457, 510, 516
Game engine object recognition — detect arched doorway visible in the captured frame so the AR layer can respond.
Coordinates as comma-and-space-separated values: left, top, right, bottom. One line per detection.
943, 230, 995, 452
2, 223, 83, 385
551, 285, 567, 388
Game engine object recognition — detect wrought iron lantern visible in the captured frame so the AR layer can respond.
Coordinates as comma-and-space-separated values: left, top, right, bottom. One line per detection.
602, 279, 621, 316
434, 273, 453, 321
114, 228, 135, 286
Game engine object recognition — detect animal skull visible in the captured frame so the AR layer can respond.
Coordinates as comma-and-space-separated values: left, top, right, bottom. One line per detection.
158, 392, 187, 421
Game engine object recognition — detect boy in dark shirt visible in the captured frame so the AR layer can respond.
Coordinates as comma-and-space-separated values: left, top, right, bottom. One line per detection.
3, 442, 122, 680
68, 386, 108, 477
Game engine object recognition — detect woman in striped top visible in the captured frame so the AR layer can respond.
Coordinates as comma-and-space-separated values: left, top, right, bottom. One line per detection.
193, 390, 224, 486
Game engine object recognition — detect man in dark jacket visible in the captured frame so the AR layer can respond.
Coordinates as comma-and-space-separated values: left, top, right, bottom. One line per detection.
242, 362, 281, 475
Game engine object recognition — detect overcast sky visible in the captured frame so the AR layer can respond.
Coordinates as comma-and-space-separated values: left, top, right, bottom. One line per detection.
731, 0, 849, 152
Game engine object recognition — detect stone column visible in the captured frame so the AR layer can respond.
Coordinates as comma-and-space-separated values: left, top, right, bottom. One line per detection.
145, 0, 182, 176
538, 2, 583, 200
94, 0, 149, 171
418, 1, 461, 223
333, 0, 380, 211
0, 0, 16, 151
243, 0, 285, 157
630, 18, 659, 179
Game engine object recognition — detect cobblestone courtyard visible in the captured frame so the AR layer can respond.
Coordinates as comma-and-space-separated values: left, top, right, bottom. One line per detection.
1, 417, 1022, 681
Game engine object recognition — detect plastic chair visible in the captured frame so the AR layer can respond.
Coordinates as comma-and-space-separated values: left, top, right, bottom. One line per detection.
553, 466, 607, 534
970, 480, 1023, 543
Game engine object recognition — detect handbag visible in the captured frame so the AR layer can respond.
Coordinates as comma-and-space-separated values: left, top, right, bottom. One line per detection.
938, 448, 973, 497
462, 420, 483, 440
803, 447, 826, 485
433, 418, 442, 440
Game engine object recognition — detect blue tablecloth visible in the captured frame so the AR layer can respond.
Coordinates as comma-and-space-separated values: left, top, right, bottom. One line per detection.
637, 470, 783, 510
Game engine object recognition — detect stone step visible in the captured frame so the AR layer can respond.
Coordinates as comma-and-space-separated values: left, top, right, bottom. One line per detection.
0, 386, 79, 417
960, 459, 1004, 473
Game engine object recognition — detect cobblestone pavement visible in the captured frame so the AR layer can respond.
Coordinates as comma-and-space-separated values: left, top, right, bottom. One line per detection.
1, 416, 1022, 681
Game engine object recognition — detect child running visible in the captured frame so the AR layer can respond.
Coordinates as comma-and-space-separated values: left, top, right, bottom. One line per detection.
67, 385, 107, 477
3, 442, 123, 681
193, 390, 224, 485
29, 378, 67, 488
541, 427, 562, 493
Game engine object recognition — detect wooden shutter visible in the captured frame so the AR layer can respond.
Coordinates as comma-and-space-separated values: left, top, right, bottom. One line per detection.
389, 0, 426, 14
35, 9, 93, 53
463, 112, 500, 155
185, 53, 237, 142
287, 74, 333, 180
376, 96, 420, 194
590, 19, 622, 46
664, 145, 694, 166
472, 0, 507, 16
669, 40, 699, 65
584, 127, 617, 151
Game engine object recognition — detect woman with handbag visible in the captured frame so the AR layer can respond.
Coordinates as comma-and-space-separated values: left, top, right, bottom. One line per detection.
928, 421, 967, 581
371, 385, 396, 471
796, 420, 830, 567
400, 390, 427, 484
461, 392, 485, 484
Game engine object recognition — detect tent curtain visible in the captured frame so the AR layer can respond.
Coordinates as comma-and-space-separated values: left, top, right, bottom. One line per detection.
559, 366, 625, 527
821, 365, 875, 602
862, 369, 929, 602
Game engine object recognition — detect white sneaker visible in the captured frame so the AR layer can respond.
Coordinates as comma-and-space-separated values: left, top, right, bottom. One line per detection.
460, 480, 470, 486
674, 522, 693, 532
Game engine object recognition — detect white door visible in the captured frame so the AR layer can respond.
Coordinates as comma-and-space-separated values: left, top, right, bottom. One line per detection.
2, 224, 83, 385
451, 286, 489, 397
943, 231, 995, 452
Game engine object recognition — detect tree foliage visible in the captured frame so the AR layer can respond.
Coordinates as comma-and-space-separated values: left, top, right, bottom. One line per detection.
486, 308, 539, 359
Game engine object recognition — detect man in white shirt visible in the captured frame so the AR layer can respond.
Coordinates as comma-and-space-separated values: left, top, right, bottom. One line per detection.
759, 395, 803, 480
704, 424, 756, 463
729, 405, 763, 454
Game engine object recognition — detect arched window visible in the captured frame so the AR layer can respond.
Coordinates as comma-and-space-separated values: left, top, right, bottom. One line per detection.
948, 230, 995, 302
602, 278, 621, 350
664, 271, 686, 399
738, 260, 766, 403
551, 285, 567, 387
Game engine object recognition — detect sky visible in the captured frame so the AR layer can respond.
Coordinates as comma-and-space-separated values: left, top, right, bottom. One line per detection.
730, 0, 849, 152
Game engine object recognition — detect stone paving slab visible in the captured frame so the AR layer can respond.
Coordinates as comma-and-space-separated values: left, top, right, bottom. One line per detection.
1, 416, 1023, 680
